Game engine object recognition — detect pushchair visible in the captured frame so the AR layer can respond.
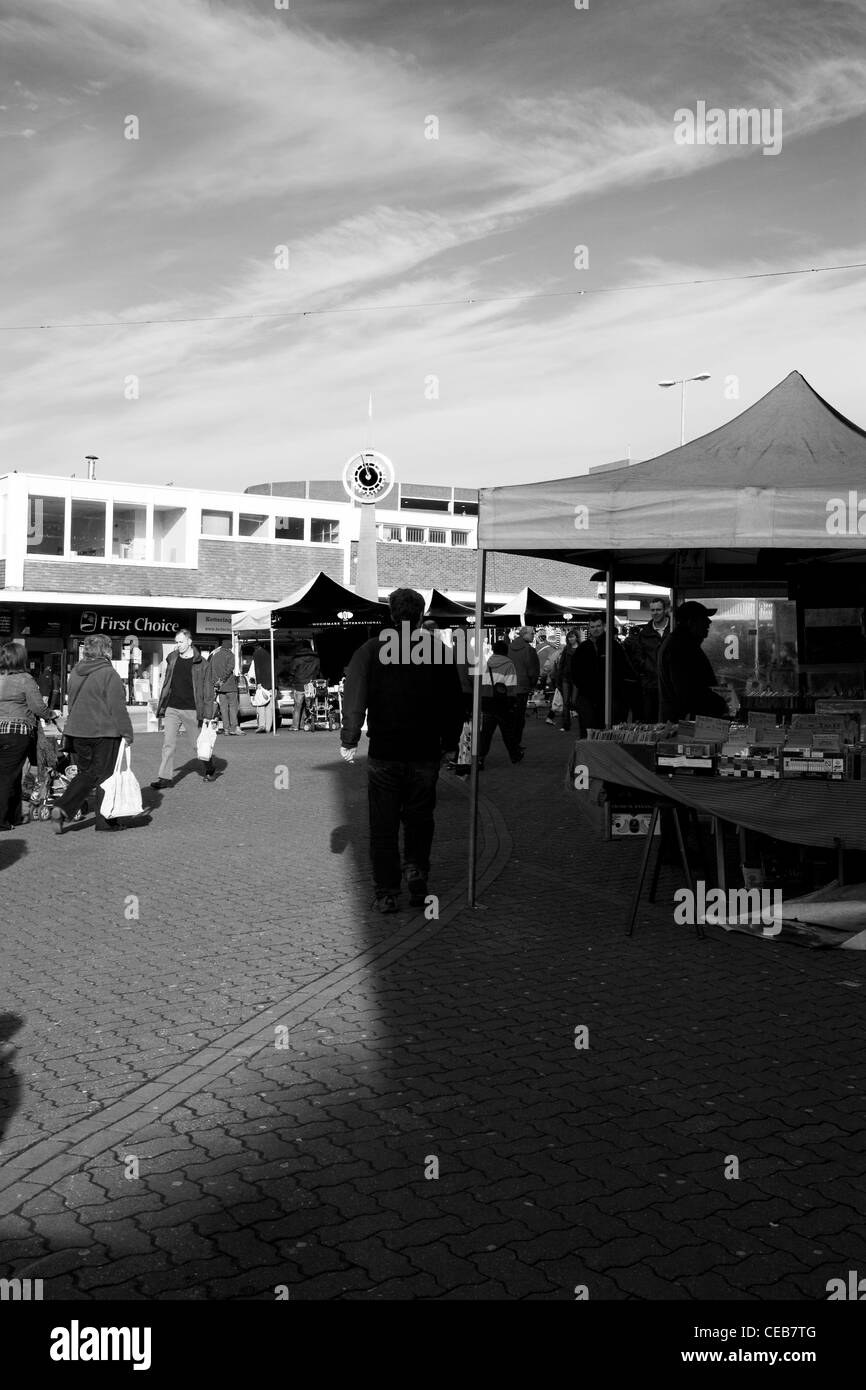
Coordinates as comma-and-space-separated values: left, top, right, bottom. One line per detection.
26, 721, 82, 824
304, 679, 341, 731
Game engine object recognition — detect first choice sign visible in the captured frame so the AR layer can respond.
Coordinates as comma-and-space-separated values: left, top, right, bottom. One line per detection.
78, 610, 190, 637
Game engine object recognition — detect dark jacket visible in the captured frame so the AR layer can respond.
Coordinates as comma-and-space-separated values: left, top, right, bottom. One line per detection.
288, 646, 321, 690
507, 637, 540, 694
0, 672, 51, 727
571, 634, 634, 722
250, 645, 273, 690
658, 628, 727, 722
555, 644, 580, 690
157, 648, 214, 720
64, 659, 134, 741
625, 619, 671, 690
341, 633, 464, 762
209, 645, 237, 692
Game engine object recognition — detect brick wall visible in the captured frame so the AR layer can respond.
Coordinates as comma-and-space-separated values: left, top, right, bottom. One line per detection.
24, 542, 343, 602
349, 543, 597, 597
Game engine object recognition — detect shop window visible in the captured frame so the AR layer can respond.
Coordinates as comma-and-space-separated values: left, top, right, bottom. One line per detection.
429, 528, 447, 545
451, 531, 469, 546
153, 506, 187, 563
27, 495, 66, 555
201, 510, 233, 537
406, 527, 425, 544
239, 513, 270, 538
275, 515, 304, 541
400, 497, 450, 512
311, 518, 339, 544
384, 526, 403, 543
112, 504, 148, 560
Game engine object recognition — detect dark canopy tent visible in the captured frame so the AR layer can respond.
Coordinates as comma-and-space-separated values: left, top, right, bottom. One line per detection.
487, 586, 600, 625
464, 372, 866, 902
422, 589, 475, 621
268, 571, 390, 626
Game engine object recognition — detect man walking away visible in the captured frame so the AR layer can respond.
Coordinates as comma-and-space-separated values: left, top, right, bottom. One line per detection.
479, 639, 522, 767
249, 642, 274, 733
507, 626, 540, 747
151, 629, 217, 788
288, 639, 321, 731
625, 596, 671, 722
340, 588, 464, 914
210, 637, 241, 735
658, 602, 728, 722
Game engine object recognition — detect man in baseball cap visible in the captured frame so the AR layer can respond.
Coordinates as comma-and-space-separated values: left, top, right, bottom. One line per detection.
658, 601, 726, 722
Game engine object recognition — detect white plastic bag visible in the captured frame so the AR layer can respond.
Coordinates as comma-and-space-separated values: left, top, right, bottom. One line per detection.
251, 685, 271, 708
196, 720, 217, 761
551, 689, 563, 713
99, 742, 143, 819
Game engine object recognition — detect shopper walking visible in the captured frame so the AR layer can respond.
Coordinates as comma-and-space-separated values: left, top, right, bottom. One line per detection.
0, 643, 55, 830
478, 640, 522, 767
507, 626, 540, 747
210, 637, 241, 735
288, 639, 321, 731
52, 634, 134, 833
571, 616, 635, 732
340, 587, 464, 913
546, 627, 580, 731
625, 596, 671, 722
151, 629, 217, 788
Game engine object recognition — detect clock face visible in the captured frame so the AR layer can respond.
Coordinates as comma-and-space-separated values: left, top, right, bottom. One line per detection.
342, 450, 395, 503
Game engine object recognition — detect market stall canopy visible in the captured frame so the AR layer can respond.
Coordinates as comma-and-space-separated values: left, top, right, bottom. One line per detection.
232, 571, 390, 631
478, 372, 866, 582
422, 589, 475, 620
488, 586, 601, 624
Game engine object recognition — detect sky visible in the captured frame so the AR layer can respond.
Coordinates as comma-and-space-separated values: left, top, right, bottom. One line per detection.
0, 0, 864, 491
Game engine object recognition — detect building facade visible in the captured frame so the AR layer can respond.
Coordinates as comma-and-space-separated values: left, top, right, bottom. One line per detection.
0, 469, 629, 697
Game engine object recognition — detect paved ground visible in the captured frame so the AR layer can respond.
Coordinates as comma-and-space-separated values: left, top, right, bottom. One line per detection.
1, 717, 864, 1300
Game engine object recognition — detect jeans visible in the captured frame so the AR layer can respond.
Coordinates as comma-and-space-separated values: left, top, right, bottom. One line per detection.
158, 708, 213, 778
292, 691, 307, 730
56, 736, 122, 827
0, 732, 33, 824
218, 690, 239, 733
557, 679, 577, 731
367, 758, 440, 894
513, 691, 530, 743
479, 701, 521, 759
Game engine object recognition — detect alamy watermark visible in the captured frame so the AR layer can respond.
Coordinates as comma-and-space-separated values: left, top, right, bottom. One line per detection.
674, 881, 782, 936
674, 101, 783, 157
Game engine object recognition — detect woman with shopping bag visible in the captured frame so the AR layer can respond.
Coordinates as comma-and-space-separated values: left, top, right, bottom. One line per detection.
52, 633, 136, 834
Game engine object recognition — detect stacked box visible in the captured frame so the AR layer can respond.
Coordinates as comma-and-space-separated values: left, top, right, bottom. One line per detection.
717, 743, 780, 779
781, 750, 845, 780
656, 741, 716, 775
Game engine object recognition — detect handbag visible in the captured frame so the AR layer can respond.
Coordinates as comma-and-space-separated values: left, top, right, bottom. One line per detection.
251, 685, 271, 708
99, 742, 143, 819
196, 720, 218, 761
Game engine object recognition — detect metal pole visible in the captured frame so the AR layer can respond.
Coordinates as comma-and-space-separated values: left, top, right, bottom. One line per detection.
270, 621, 277, 736
680, 380, 686, 447
468, 548, 486, 907
605, 562, 615, 726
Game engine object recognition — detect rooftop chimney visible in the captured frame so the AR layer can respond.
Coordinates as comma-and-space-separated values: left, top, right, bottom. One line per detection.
85, 455, 98, 480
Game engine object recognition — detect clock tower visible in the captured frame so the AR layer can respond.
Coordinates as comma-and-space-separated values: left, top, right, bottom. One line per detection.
342, 450, 395, 603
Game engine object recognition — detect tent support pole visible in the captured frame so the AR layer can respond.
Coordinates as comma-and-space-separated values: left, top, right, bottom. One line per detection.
468, 548, 486, 907
605, 561, 615, 726
270, 622, 276, 736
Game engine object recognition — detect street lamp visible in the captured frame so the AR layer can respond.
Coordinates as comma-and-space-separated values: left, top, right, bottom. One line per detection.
658, 373, 711, 446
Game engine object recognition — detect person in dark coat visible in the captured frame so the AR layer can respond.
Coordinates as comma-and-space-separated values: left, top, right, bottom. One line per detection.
658, 602, 728, 722
340, 588, 464, 914
287, 640, 322, 731
570, 616, 635, 732
0, 643, 54, 830
53, 633, 134, 833
546, 628, 579, 731
151, 629, 216, 787
210, 638, 241, 736
249, 643, 274, 733
507, 627, 541, 746
625, 596, 671, 721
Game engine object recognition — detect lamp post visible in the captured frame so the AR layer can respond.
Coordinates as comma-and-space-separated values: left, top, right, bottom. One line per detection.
658, 373, 711, 446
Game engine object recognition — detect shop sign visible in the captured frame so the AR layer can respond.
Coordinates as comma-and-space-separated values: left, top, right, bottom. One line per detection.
196, 611, 234, 636
675, 550, 706, 587
0, 610, 11, 635
78, 609, 192, 637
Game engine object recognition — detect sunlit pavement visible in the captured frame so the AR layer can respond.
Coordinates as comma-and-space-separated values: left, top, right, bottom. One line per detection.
1, 721, 864, 1299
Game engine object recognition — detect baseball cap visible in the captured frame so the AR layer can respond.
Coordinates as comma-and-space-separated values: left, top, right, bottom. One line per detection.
677, 600, 717, 621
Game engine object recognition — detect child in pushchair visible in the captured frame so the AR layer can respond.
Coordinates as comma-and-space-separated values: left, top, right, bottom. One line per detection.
24, 720, 81, 823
